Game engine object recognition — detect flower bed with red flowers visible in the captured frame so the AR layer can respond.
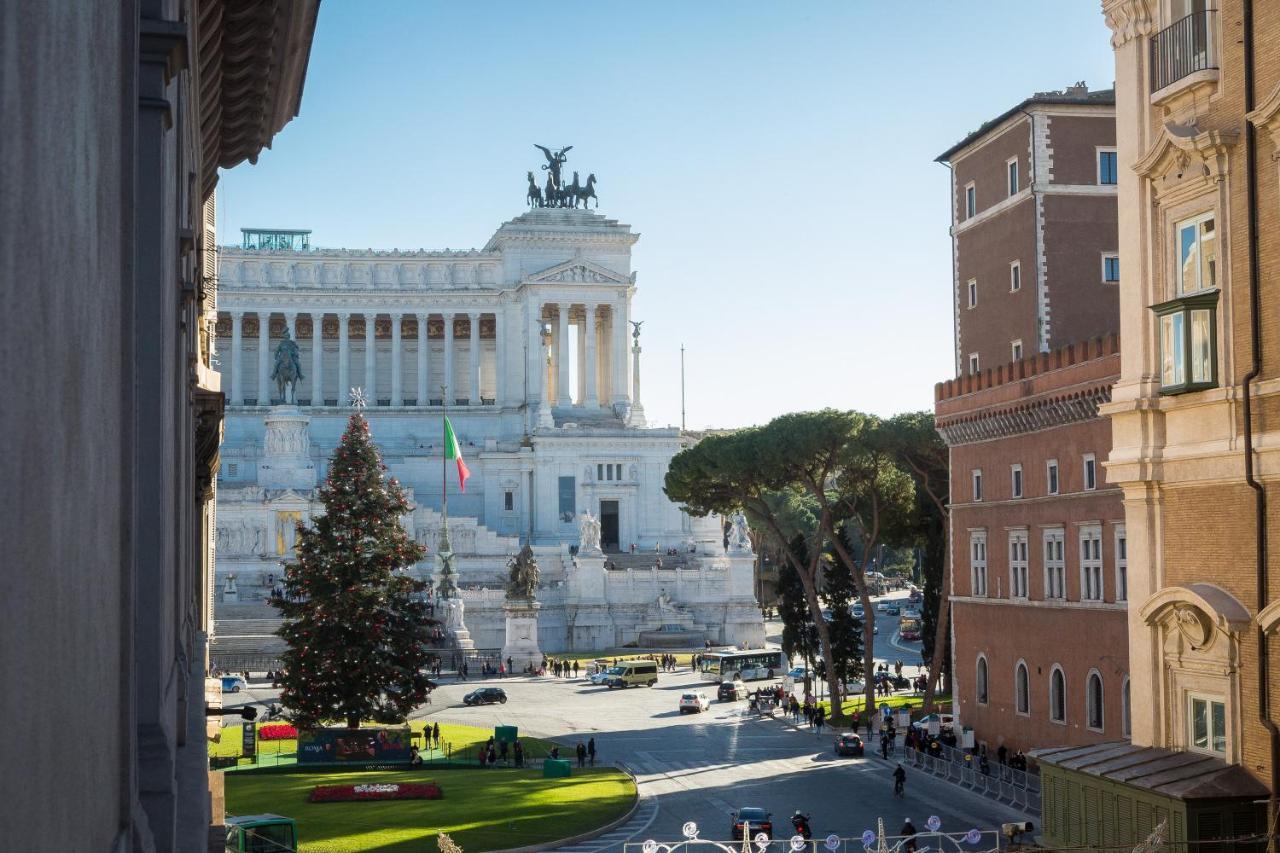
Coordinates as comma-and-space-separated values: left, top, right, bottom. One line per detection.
258, 724, 298, 741
308, 782, 443, 803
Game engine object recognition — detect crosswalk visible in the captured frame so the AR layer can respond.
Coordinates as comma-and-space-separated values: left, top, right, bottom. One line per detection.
553, 786, 659, 853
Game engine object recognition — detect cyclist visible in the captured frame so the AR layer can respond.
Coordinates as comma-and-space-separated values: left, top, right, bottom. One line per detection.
893, 763, 907, 798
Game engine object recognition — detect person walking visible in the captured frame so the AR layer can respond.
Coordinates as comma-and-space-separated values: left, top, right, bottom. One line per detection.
514, 739, 524, 768
576, 741, 587, 768
574, 660, 580, 678
814, 705, 826, 735
893, 763, 907, 798
507, 655, 514, 675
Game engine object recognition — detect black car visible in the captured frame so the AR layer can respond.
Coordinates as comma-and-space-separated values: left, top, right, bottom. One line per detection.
730, 807, 772, 840
834, 732, 865, 756
717, 680, 748, 702
462, 687, 507, 706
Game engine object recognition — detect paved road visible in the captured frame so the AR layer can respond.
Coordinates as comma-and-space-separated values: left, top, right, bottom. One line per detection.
221, 588, 1012, 850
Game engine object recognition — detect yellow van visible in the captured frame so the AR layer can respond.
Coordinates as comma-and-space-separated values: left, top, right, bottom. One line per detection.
604, 660, 659, 689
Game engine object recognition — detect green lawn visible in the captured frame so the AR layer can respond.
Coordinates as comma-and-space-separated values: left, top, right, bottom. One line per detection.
225, 766, 635, 853
212, 721, 563, 768
815, 693, 952, 724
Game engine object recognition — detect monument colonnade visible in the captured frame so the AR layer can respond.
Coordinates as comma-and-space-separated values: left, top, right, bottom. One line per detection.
220, 298, 629, 410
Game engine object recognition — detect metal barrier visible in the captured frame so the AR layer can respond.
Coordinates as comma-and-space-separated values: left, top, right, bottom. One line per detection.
904, 743, 1040, 814
624, 825, 1001, 853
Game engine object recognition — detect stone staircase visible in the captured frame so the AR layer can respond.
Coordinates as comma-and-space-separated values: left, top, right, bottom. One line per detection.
603, 552, 694, 570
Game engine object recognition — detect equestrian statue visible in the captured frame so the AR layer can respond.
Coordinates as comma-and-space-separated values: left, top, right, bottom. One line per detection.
271, 328, 304, 404
525, 144, 599, 209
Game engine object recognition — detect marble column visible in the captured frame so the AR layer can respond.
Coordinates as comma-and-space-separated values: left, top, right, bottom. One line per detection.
283, 312, 296, 339
364, 311, 377, 401
337, 312, 350, 404
391, 312, 403, 405
416, 312, 429, 406
613, 298, 629, 405
468, 311, 481, 404
257, 311, 270, 405
443, 312, 455, 404
556, 303, 571, 406
584, 304, 598, 407
229, 311, 243, 406
310, 312, 324, 405
494, 310, 505, 406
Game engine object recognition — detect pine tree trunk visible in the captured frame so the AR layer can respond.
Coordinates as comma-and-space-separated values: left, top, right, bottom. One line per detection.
347, 714, 361, 730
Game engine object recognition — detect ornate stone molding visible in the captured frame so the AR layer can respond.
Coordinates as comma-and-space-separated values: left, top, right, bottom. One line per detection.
525, 257, 630, 285
936, 383, 1113, 446
1101, 0, 1155, 49
1246, 80, 1280, 159
1134, 123, 1239, 200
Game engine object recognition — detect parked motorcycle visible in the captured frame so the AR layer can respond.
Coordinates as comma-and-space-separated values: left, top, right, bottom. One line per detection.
791, 811, 813, 840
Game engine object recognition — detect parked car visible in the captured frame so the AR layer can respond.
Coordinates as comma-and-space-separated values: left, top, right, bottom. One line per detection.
220, 676, 247, 693
462, 687, 507, 706
717, 680, 749, 702
730, 807, 773, 840
876, 601, 890, 612
884, 605, 901, 616
834, 732, 865, 756
786, 666, 809, 681
843, 679, 866, 695
605, 660, 659, 688
679, 692, 711, 713
910, 712, 956, 734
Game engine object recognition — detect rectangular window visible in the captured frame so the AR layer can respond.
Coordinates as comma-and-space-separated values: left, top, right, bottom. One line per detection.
1011, 464, 1023, 499
606, 464, 614, 481
965, 182, 976, 218
1044, 529, 1066, 599
1098, 149, 1118, 185
597, 463, 604, 482
1080, 525, 1104, 601
1047, 459, 1059, 495
1007, 158, 1019, 197
504, 490, 514, 512
968, 353, 980, 376
1103, 253, 1120, 283
1177, 213, 1216, 295
1084, 454, 1097, 491
557, 476, 576, 523
615, 463, 623, 480
1010, 260, 1021, 292
1189, 696, 1227, 755
970, 532, 988, 597
1011, 340, 1023, 362
967, 279, 977, 308
1009, 531, 1029, 599
972, 469, 983, 502
1116, 524, 1128, 602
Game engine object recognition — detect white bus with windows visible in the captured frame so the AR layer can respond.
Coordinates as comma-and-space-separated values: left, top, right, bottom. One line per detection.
698, 649, 788, 683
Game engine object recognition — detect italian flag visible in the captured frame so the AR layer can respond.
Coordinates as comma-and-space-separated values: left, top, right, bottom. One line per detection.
444, 416, 470, 493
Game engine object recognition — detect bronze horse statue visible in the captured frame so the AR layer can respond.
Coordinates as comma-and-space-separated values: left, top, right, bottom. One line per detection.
526, 171, 543, 208
574, 173, 598, 209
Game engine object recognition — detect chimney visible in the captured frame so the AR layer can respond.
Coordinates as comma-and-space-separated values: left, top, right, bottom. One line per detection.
1065, 81, 1089, 97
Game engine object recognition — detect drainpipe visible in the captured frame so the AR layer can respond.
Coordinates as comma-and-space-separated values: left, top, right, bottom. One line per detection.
1241, 1, 1280, 846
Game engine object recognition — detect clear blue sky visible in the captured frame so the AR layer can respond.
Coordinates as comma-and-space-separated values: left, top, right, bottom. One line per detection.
218, 2, 1115, 430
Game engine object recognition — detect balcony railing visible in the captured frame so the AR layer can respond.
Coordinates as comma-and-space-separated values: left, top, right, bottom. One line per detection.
1151, 10, 1218, 93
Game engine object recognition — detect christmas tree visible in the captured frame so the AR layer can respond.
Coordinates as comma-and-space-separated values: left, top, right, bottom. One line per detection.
272, 412, 437, 729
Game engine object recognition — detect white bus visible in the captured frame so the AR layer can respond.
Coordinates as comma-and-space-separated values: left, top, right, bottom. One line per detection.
698, 649, 787, 683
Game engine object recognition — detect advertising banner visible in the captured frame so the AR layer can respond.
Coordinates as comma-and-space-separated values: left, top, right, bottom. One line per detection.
241, 722, 256, 757
297, 727, 413, 765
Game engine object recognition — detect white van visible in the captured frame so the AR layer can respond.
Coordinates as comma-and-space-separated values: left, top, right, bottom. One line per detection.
604, 660, 659, 688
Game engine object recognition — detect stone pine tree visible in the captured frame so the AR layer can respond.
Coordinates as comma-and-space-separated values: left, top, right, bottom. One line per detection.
272, 412, 437, 730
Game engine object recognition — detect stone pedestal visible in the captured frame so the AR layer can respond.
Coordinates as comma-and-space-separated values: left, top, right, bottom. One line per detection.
258, 405, 315, 490
502, 599, 542, 672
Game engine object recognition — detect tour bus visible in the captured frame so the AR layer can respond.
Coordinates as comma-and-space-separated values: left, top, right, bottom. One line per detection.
698, 650, 788, 683
604, 659, 659, 689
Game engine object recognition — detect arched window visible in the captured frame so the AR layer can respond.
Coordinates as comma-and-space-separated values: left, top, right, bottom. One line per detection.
1015, 661, 1030, 714
1050, 666, 1067, 723
1122, 678, 1131, 738
1087, 671, 1104, 731
976, 655, 989, 705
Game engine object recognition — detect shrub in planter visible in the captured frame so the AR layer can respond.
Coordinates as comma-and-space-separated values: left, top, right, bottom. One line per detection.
309, 782, 443, 803
258, 723, 299, 741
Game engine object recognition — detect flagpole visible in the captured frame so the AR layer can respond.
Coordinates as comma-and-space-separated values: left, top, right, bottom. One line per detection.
441, 384, 448, 524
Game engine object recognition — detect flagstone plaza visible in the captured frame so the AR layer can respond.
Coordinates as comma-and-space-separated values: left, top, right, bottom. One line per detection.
212, 203, 764, 657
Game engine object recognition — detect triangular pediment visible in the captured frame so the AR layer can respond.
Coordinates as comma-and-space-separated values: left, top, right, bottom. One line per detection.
525, 257, 630, 285
264, 488, 313, 505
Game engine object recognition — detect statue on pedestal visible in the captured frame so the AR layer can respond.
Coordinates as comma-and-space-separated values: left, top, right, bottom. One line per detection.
271, 329, 304, 404
505, 544, 540, 601
578, 510, 602, 555
727, 511, 753, 553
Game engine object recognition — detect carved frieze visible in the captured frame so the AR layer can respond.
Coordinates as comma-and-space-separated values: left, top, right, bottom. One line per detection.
1101, 0, 1154, 49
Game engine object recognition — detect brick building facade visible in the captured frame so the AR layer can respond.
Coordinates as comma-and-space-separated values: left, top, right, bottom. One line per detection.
1029, 1, 1280, 848
938, 85, 1119, 377
933, 87, 1128, 760
937, 337, 1128, 755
